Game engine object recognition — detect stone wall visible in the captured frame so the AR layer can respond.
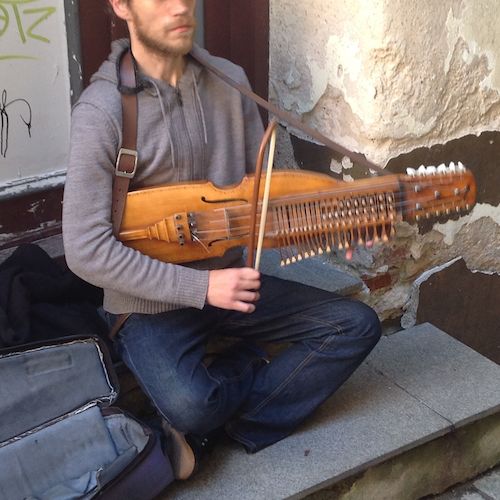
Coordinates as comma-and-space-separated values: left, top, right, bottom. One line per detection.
269, 0, 500, 329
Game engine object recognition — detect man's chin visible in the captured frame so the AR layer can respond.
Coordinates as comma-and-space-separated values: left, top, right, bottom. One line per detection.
145, 40, 194, 57
163, 36, 195, 56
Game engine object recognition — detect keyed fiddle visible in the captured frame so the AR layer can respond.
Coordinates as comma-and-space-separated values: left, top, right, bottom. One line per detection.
118, 162, 476, 266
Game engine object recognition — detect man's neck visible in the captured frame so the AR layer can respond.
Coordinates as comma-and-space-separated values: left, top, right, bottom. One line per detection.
131, 43, 187, 87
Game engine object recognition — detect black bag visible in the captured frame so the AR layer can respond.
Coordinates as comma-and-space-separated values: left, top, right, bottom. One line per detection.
0, 336, 174, 499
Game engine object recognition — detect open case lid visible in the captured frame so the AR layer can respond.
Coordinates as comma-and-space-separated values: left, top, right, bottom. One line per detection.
0, 336, 119, 445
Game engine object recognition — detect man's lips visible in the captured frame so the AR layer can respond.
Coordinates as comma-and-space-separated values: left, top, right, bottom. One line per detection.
170, 24, 195, 33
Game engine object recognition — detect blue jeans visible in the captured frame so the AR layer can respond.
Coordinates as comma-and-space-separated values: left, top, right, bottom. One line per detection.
112, 275, 381, 453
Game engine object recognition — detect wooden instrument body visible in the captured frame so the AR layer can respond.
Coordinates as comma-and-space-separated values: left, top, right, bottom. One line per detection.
119, 168, 476, 265
120, 170, 347, 263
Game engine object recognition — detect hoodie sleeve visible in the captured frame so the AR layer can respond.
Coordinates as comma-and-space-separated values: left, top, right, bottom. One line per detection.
62, 101, 209, 310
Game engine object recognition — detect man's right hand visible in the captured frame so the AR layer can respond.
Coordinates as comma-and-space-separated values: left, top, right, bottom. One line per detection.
206, 268, 261, 313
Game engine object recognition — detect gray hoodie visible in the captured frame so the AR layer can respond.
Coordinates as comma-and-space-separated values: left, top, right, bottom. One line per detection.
62, 39, 264, 314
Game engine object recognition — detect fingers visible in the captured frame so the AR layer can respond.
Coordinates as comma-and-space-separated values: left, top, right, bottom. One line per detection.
206, 268, 261, 313
236, 289, 260, 303
233, 300, 257, 314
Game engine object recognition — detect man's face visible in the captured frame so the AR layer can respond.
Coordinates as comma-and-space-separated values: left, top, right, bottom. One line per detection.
125, 0, 197, 57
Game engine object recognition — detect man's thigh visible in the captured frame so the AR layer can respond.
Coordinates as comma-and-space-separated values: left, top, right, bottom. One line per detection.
219, 274, 375, 343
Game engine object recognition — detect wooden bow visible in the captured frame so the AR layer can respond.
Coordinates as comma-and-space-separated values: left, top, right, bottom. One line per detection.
246, 120, 278, 269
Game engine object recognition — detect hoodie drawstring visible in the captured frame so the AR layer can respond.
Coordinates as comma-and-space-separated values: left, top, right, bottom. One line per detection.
193, 70, 208, 145
149, 79, 177, 171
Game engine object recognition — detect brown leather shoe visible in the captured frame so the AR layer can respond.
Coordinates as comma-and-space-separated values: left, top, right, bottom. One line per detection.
161, 420, 196, 480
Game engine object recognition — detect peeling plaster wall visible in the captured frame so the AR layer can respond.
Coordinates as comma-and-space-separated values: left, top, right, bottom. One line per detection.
270, 0, 500, 164
270, 0, 500, 320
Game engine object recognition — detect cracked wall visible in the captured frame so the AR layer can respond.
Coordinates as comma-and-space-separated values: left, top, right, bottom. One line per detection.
270, 0, 500, 325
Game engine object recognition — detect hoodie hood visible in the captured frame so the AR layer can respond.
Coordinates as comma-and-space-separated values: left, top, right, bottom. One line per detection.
90, 38, 128, 87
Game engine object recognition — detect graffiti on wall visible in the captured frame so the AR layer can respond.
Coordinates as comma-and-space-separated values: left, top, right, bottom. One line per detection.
0, 0, 57, 60
0, 0, 70, 184
0, 89, 32, 158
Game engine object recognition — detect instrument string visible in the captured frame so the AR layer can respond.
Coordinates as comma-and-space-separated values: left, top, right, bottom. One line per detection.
190, 191, 458, 238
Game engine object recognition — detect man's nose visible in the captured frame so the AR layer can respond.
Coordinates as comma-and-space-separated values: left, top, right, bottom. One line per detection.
170, 0, 194, 16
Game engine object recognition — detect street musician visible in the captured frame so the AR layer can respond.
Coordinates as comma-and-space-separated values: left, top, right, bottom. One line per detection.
62, 0, 381, 480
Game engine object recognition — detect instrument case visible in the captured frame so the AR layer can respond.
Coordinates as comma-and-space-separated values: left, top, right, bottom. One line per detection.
0, 336, 173, 500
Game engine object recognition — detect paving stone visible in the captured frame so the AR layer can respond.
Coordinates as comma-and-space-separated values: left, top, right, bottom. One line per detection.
459, 494, 490, 500
366, 323, 500, 427
258, 248, 363, 295
167, 363, 449, 500
474, 469, 500, 499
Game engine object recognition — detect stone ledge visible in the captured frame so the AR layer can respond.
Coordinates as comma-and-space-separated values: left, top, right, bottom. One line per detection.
0, 233, 64, 264
306, 412, 500, 500
258, 248, 364, 296
165, 324, 500, 500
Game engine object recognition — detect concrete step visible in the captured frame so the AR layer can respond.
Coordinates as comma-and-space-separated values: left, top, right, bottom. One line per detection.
166, 323, 500, 500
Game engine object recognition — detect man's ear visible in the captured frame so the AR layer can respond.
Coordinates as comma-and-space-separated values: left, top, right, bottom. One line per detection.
108, 0, 132, 21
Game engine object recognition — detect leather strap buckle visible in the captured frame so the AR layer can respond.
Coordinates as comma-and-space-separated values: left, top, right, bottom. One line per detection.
115, 148, 138, 179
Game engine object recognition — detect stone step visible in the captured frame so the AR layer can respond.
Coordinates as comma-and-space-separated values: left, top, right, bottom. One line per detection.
166, 323, 500, 500
257, 248, 364, 296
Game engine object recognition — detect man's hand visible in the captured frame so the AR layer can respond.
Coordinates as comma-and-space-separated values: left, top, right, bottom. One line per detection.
207, 268, 261, 313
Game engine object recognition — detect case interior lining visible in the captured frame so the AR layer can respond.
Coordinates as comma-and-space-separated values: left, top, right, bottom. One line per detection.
0, 340, 116, 443
0, 407, 149, 500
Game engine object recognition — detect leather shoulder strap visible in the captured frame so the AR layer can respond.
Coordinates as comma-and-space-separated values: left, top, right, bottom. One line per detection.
190, 48, 386, 175
112, 50, 138, 237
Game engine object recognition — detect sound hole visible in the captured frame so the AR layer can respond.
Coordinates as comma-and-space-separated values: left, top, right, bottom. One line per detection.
201, 196, 248, 204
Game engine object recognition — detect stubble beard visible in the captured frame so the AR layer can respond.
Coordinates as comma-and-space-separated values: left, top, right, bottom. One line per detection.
131, 13, 196, 58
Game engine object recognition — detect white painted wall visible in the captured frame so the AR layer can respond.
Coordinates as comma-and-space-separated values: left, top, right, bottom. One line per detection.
0, 0, 70, 192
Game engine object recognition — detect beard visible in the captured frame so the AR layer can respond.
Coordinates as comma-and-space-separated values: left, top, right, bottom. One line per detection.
130, 11, 196, 57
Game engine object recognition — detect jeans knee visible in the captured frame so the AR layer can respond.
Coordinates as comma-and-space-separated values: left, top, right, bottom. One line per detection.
351, 301, 382, 345
156, 390, 222, 435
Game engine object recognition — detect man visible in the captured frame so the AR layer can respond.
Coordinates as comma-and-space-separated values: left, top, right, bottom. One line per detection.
63, 0, 381, 481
